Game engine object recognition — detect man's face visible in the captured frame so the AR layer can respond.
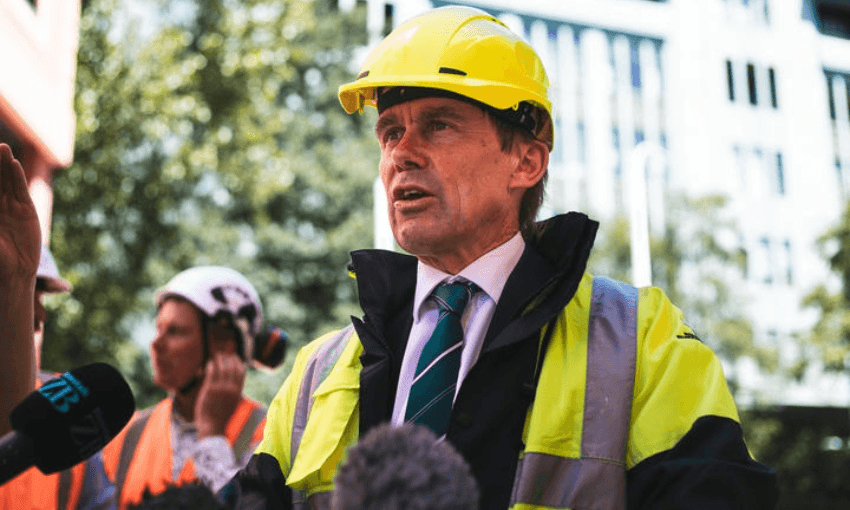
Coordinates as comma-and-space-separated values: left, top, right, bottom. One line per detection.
375, 97, 524, 273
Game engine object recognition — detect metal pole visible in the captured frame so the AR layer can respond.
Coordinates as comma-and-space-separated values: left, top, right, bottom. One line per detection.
626, 143, 653, 288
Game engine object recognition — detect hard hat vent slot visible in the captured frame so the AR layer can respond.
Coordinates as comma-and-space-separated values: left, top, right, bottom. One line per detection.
438, 67, 467, 76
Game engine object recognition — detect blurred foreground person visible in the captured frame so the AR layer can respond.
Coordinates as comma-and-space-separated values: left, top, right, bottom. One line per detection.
0, 143, 39, 436
0, 142, 116, 509
102, 267, 286, 510
129, 484, 225, 510
332, 423, 478, 510
223, 6, 779, 509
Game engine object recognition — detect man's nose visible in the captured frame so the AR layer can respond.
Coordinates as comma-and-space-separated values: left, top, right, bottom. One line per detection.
390, 129, 426, 171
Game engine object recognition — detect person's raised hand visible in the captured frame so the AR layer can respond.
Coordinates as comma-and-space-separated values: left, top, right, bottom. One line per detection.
0, 143, 40, 283
194, 351, 246, 439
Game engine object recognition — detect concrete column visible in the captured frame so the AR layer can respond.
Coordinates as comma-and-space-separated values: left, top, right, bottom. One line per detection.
581, 29, 616, 219
556, 25, 583, 211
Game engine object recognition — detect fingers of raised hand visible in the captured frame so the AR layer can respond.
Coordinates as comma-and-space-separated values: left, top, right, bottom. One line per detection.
0, 143, 40, 279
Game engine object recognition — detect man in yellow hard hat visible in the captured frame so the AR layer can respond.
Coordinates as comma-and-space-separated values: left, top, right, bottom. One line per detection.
221, 6, 778, 509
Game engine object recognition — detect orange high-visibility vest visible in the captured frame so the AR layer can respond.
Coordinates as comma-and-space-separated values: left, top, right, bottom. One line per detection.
102, 397, 265, 510
0, 373, 87, 510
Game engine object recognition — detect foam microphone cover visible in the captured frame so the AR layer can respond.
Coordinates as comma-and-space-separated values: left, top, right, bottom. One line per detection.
9, 362, 135, 474
254, 325, 288, 369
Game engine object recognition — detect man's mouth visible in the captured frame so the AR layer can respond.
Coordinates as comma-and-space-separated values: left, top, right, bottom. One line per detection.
400, 189, 428, 200
394, 185, 432, 202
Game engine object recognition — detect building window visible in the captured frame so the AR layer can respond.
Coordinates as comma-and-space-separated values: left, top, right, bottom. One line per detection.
815, 1, 850, 39
726, 60, 736, 101
382, 3, 394, 36
828, 73, 839, 120
775, 152, 786, 195
758, 237, 773, 284
768, 67, 778, 108
728, 61, 779, 108
783, 239, 794, 285
747, 63, 758, 105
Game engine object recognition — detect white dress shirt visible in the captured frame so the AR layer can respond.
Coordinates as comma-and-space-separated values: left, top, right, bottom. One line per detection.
391, 233, 526, 425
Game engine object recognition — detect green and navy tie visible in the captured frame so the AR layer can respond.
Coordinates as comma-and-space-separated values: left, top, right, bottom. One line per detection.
405, 280, 479, 435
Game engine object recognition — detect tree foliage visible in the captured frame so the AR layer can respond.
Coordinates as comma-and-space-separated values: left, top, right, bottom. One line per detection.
801, 199, 850, 376
46, 0, 378, 406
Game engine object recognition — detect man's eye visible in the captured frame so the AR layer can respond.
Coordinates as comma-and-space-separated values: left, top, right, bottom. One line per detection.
431, 121, 449, 131
383, 128, 402, 143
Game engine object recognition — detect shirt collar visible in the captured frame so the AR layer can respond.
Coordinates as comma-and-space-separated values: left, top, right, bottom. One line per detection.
413, 232, 525, 321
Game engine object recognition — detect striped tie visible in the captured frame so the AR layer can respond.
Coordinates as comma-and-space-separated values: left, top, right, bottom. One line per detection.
405, 280, 479, 435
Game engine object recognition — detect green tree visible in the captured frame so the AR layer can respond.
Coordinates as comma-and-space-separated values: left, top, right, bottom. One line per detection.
800, 199, 850, 376
47, 0, 378, 407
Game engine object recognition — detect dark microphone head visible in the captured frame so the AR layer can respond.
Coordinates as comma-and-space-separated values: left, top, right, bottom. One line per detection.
10, 362, 135, 474
253, 325, 288, 369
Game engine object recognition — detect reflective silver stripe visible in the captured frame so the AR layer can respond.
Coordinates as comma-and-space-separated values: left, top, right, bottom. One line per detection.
293, 491, 309, 510
292, 491, 333, 510
232, 406, 266, 461
289, 325, 356, 508
511, 453, 627, 510
57, 467, 72, 510
511, 276, 637, 510
584, 276, 637, 464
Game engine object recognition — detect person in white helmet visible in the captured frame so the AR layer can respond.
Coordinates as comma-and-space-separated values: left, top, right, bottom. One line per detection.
101, 266, 286, 510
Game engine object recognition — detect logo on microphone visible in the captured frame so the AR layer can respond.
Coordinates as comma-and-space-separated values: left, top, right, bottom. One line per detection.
36, 372, 110, 457
37, 373, 90, 413
70, 408, 110, 458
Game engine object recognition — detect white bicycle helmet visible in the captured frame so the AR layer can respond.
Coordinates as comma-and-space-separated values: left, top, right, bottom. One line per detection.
155, 266, 263, 367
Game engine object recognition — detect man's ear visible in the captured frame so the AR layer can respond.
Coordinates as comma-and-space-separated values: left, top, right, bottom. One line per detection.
509, 139, 549, 191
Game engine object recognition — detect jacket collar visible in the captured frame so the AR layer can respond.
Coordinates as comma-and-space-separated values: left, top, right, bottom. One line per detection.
348, 212, 598, 351
483, 212, 598, 352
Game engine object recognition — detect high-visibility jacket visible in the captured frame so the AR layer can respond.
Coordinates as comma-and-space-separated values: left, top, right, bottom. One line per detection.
0, 372, 113, 510
223, 212, 777, 509
255, 274, 746, 509
102, 397, 266, 510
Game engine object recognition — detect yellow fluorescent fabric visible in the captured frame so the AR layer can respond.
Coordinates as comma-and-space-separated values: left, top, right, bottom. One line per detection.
260, 272, 741, 504
289, 335, 361, 491
255, 328, 361, 489
522, 274, 593, 459
511, 504, 570, 510
522, 274, 739, 471
255, 332, 327, 474
627, 286, 739, 468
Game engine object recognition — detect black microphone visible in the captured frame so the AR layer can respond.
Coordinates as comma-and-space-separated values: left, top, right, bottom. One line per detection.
0, 362, 135, 485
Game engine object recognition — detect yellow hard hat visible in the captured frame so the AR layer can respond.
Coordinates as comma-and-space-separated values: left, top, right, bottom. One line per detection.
338, 5, 554, 150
